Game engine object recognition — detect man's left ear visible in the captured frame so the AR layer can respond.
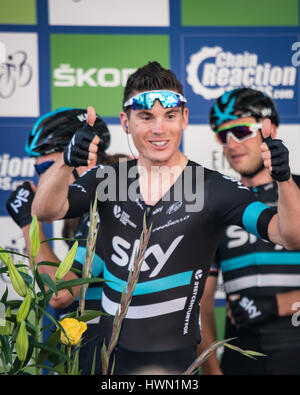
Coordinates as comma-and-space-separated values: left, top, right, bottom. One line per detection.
120, 111, 130, 134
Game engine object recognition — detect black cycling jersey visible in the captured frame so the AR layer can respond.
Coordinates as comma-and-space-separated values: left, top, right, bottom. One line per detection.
65, 159, 276, 352
210, 175, 300, 353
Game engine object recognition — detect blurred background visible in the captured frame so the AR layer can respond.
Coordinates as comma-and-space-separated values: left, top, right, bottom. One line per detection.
0, 0, 300, 338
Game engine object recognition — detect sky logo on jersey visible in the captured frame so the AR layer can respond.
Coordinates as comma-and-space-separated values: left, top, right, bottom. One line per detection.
183, 35, 299, 123
111, 235, 184, 278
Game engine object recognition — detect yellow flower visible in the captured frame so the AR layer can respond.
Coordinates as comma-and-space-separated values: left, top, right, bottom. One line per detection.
59, 318, 87, 346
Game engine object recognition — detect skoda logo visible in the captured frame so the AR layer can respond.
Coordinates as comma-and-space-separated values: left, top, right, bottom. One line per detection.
113, 204, 122, 219
166, 201, 182, 215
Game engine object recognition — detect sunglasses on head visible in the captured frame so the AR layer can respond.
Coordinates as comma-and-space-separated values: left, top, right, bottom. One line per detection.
215, 123, 262, 146
34, 160, 55, 175
123, 90, 187, 110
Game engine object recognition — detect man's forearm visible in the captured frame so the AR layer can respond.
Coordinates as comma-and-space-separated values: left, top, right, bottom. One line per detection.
32, 154, 73, 221
22, 222, 79, 308
197, 308, 223, 375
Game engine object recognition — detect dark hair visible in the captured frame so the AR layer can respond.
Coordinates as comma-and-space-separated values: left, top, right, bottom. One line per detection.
209, 88, 280, 131
122, 61, 184, 111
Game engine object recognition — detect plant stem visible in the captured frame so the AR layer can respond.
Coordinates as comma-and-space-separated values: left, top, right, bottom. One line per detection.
67, 346, 71, 375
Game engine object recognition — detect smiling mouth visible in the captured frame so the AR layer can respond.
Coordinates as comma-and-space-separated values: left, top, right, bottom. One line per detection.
230, 153, 246, 160
150, 140, 168, 147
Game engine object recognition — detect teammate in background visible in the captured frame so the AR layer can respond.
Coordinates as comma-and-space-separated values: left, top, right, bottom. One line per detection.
6, 108, 111, 374
198, 88, 300, 375
32, 62, 300, 375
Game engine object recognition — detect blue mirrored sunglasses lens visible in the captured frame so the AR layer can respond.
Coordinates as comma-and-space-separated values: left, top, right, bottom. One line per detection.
130, 92, 183, 110
34, 161, 55, 175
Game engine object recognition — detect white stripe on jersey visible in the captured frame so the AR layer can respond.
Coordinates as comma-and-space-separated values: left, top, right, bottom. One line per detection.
225, 273, 300, 294
102, 292, 187, 319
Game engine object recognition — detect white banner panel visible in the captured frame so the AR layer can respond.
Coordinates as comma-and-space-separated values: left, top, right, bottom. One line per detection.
0, 33, 39, 117
48, 0, 169, 26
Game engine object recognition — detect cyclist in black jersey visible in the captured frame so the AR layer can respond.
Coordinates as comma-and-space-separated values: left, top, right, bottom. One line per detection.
199, 88, 300, 375
6, 108, 111, 374
32, 63, 300, 375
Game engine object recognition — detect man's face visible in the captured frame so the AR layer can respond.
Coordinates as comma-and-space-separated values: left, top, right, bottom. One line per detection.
218, 116, 264, 176
121, 99, 189, 167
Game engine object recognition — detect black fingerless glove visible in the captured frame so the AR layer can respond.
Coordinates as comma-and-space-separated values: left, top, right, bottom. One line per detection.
264, 136, 291, 182
63, 123, 97, 167
229, 294, 278, 329
6, 181, 34, 228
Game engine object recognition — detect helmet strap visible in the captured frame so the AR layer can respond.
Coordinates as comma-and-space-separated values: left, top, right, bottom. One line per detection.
72, 168, 79, 180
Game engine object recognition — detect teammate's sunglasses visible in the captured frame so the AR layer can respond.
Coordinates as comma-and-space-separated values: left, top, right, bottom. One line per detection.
34, 160, 55, 175
123, 90, 187, 110
215, 123, 262, 146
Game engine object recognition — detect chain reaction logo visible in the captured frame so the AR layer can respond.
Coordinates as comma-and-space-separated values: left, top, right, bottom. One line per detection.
0, 153, 35, 191
186, 46, 297, 101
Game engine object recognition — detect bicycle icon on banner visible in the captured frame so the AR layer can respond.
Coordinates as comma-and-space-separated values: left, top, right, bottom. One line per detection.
0, 50, 32, 98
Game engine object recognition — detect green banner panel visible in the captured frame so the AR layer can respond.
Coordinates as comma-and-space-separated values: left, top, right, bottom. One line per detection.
0, 0, 36, 24
51, 34, 170, 117
181, 0, 298, 26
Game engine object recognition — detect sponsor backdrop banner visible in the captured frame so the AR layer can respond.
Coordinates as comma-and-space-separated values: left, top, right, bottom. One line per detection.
183, 34, 300, 123
51, 34, 169, 117
0, 0, 300, 334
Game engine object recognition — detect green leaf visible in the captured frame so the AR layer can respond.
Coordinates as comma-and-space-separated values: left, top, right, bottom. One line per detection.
55, 277, 106, 291
90, 345, 98, 375
37, 260, 82, 275
34, 267, 46, 295
40, 273, 58, 296
37, 330, 61, 365
0, 287, 8, 304
0, 334, 12, 365
71, 347, 80, 375
32, 341, 72, 365
29, 215, 40, 259
0, 248, 29, 260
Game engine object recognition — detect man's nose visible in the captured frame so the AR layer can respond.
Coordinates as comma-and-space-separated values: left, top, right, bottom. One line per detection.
152, 118, 164, 134
226, 133, 240, 148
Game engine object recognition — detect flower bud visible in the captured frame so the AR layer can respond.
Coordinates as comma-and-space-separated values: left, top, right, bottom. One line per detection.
7, 258, 28, 298
29, 215, 40, 259
55, 241, 78, 282
58, 317, 87, 346
0, 246, 10, 267
16, 293, 32, 324
16, 321, 29, 362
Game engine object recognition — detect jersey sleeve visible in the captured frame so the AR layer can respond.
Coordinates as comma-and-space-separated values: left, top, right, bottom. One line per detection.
209, 171, 276, 240
64, 165, 102, 219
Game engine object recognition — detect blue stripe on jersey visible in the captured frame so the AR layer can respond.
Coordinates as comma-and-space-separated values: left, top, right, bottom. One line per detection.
242, 201, 269, 238
103, 264, 193, 295
74, 246, 104, 277
76, 286, 102, 301
221, 251, 300, 273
